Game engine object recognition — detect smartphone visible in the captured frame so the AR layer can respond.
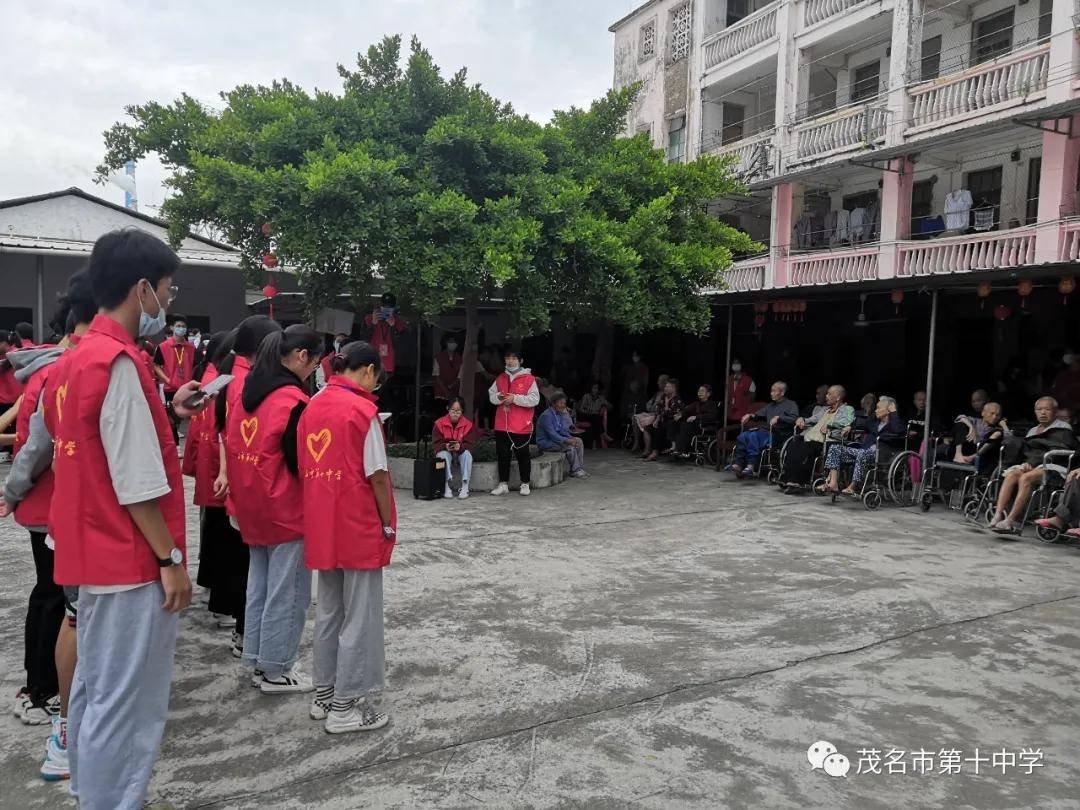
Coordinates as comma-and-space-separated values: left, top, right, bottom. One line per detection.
182, 373, 234, 409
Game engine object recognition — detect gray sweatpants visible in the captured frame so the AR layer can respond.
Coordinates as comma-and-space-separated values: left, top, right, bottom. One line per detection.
69, 583, 178, 810
313, 569, 385, 700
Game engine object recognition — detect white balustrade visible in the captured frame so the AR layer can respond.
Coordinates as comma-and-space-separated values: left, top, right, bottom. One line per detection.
703, 1, 780, 70
898, 229, 1037, 276
803, 0, 868, 27
725, 257, 769, 291
1058, 220, 1080, 262
908, 44, 1050, 131
790, 249, 879, 285
704, 129, 776, 181
793, 104, 888, 162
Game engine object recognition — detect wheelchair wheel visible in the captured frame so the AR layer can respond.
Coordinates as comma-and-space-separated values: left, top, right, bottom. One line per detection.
886, 451, 919, 506
812, 477, 826, 495
767, 469, 779, 484
1037, 524, 1062, 543
705, 438, 719, 468
863, 490, 882, 510
919, 492, 933, 512
621, 429, 635, 451
962, 500, 981, 522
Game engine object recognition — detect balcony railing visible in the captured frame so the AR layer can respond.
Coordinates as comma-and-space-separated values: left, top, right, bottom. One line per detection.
803, 0, 869, 27
1059, 219, 1080, 262
723, 257, 769, 291
793, 103, 888, 163
705, 129, 776, 182
703, 1, 780, 71
908, 43, 1050, 132
897, 229, 1037, 276
790, 248, 879, 285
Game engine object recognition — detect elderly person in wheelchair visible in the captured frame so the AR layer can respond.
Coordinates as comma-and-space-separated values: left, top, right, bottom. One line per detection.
990, 396, 1077, 534
820, 395, 905, 495
731, 381, 799, 478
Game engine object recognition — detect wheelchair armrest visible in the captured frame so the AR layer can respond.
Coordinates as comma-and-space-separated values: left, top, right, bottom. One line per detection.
1042, 449, 1075, 467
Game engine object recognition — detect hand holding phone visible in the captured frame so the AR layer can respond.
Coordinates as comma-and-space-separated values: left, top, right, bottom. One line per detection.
181, 373, 234, 410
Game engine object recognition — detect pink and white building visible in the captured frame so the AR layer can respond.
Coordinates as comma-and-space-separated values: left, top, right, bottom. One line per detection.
610, 0, 1080, 293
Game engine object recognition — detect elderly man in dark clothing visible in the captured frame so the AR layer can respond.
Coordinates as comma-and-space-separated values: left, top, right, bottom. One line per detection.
731, 381, 799, 478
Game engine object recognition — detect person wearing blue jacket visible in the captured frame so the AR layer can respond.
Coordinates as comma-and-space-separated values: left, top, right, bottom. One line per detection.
537, 391, 587, 478
822, 395, 906, 495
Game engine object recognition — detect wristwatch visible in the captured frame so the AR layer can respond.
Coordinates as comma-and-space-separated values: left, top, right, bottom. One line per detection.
156, 548, 184, 567
382, 525, 396, 539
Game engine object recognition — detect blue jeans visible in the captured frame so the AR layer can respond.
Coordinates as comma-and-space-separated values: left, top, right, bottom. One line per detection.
243, 539, 310, 678
70, 583, 177, 810
437, 450, 473, 484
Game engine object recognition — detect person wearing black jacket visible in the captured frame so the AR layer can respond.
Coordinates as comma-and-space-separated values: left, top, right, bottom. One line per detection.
672, 384, 719, 457
823, 395, 906, 495
731, 381, 799, 477
991, 396, 1077, 534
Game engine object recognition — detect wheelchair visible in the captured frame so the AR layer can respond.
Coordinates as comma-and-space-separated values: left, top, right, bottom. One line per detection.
920, 437, 1000, 517
724, 422, 790, 480
981, 449, 1075, 539
690, 425, 719, 467
838, 439, 920, 510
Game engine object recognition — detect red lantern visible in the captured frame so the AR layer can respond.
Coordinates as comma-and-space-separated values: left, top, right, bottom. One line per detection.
993, 304, 1011, 322
262, 252, 279, 268
1017, 279, 1034, 308
754, 313, 766, 329
890, 289, 903, 314
262, 284, 278, 299
261, 222, 274, 237
976, 281, 992, 310
796, 299, 807, 322
753, 301, 769, 314
1059, 276, 1075, 304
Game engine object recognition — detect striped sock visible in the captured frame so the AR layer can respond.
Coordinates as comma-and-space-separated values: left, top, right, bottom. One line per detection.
315, 686, 334, 703
330, 697, 355, 713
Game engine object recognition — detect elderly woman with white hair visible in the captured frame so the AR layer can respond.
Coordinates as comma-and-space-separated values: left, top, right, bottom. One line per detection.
991, 396, 1077, 533
821, 395, 906, 495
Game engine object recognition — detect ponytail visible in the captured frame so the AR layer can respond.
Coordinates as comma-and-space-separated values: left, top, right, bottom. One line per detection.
250, 324, 323, 381
331, 340, 381, 376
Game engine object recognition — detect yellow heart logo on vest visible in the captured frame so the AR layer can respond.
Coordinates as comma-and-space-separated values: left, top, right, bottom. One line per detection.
55, 383, 68, 423
306, 429, 332, 463
240, 417, 258, 448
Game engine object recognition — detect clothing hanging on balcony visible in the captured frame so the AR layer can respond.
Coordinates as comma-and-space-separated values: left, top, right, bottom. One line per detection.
850, 207, 868, 243
944, 189, 973, 231
794, 212, 822, 249
973, 205, 995, 232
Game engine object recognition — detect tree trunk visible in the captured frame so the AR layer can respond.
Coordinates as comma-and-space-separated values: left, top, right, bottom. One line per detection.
590, 321, 615, 392
461, 298, 481, 417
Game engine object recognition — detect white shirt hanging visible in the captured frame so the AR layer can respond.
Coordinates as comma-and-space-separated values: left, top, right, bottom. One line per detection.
944, 189, 973, 231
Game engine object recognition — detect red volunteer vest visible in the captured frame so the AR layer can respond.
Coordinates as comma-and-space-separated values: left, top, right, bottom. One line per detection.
494, 370, 536, 435
434, 351, 463, 399
320, 355, 335, 385
159, 336, 194, 392
300, 377, 396, 570
182, 364, 224, 507
727, 374, 755, 421
433, 413, 474, 445
12, 364, 54, 528
221, 356, 251, 517
226, 378, 308, 545
45, 315, 185, 587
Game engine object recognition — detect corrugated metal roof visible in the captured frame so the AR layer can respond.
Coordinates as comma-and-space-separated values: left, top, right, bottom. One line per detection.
0, 233, 244, 267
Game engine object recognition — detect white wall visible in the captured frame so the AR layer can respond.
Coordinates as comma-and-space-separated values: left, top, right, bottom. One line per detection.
614, 2, 675, 145
918, 0, 1044, 81
0, 195, 228, 251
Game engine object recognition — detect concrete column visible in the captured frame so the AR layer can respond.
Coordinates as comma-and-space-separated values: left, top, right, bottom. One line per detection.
1046, 0, 1080, 105
773, 0, 802, 176
885, 0, 922, 147
879, 157, 915, 279
35, 255, 45, 343
1035, 113, 1080, 263
770, 182, 795, 288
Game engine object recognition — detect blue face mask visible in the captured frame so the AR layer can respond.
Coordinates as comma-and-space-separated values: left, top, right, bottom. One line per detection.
138, 282, 167, 338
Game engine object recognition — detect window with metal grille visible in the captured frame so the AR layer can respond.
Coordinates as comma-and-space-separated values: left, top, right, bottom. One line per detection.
640, 21, 656, 60
670, 3, 692, 62
911, 178, 936, 231
966, 165, 1003, 228
850, 60, 881, 102
972, 9, 1014, 65
1038, 0, 1052, 41
727, 0, 748, 26
666, 118, 686, 163
920, 36, 942, 81
721, 104, 745, 145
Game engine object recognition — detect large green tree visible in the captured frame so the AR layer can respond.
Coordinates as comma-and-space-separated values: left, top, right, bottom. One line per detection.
97, 36, 755, 412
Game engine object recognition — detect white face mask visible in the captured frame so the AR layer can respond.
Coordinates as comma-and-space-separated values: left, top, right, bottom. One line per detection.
138, 282, 167, 338
446, 342, 458, 352
731, 363, 742, 373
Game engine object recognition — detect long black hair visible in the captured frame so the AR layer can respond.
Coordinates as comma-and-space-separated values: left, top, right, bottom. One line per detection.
329, 340, 381, 376
250, 324, 324, 382
195, 331, 228, 381
214, 316, 282, 431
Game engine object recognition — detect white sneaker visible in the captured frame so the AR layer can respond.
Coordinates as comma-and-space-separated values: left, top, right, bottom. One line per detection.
260, 666, 314, 694
310, 691, 333, 721
22, 695, 59, 726
458, 483, 470, 499
12, 688, 30, 718
490, 483, 509, 496
324, 700, 390, 734
519, 483, 531, 496
443, 484, 454, 499
40, 732, 69, 782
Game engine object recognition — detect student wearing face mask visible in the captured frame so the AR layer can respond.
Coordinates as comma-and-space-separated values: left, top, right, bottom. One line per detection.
488, 348, 540, 496
154, 315, 194, 443
434, 335, 463, 406
317, 333, 349, 390
299, 341, 396, 734
227, 325, 323, 693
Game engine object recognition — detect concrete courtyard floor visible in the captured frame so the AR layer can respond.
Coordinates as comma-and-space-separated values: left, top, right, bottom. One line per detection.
1, 451, 1080, 808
